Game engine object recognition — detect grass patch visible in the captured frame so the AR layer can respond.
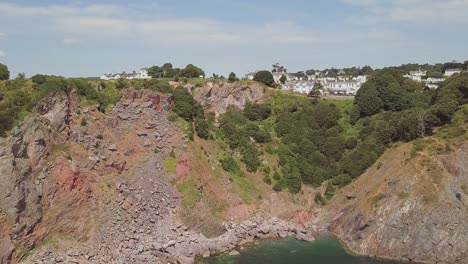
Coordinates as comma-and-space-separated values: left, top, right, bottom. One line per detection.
230, 173, 259, 203
176, 180, 202, 207
164, 156, 177, 174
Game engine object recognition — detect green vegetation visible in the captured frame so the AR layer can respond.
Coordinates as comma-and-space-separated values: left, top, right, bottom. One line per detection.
176, 180, 202, 207
171, 86, 210, 139
220, 156, 242, 176
0, 71, 121, 136
228, 72, 238, 83
0, 63, 9, 80
164, 155, 177, 174
199, 70, 467, 195
147, 63, 204, 79
253, 70, 275, 87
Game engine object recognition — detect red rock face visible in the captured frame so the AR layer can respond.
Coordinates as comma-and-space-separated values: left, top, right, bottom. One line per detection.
47, 157, 91, 206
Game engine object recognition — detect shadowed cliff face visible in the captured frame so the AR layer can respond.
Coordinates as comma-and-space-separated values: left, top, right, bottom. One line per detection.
323, 143, 468, 264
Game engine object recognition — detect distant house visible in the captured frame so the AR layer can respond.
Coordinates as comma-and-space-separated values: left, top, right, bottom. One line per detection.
444, 68, 462, 77
325, 80, 360, 95
404, 70, 426, 82
245, 71, 258, 80
100, 68, 151, 80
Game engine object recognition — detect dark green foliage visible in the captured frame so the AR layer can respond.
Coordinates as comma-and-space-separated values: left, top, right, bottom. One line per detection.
220, 156, 241, 175
115, 78, 128, 89
273, 170, 281, 181
263, 175, 272, 185
283, 167, 302, 193
31, 74, 47, 85
324, 182, 336, 200
244, 102, 271, 121
353, 68, 425, 119
228, 72, 238, 82
331, 174, 352, 187
279, 74, 287, 84
314, 193, 326, 205
272, 181, 284, 192
194, 118, 209, 139
172, 87, 203, 122
253, 70, 275, 87
179, 64, 205, 78
0, 63, 9, 80
145, 79, 173, 94
241, 144, 261, 172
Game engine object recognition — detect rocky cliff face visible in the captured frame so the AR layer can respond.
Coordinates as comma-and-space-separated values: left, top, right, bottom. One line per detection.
324, 143, 468, 264
192, 81, 264, 116
0, 90, 76, 263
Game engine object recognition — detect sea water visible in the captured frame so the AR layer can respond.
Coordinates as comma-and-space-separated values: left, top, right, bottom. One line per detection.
197, 236, 409, 264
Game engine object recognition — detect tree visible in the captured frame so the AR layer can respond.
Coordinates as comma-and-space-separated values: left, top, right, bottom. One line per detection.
253, 70, 274, 87
0, 63, 10, 80
16, 73, 26, 80
244, 102, 271, 121
31, 74, 47, 85
308, 82, 322, 98
194, 118, 209, 139
228, 72, 237, 82
148, 65, 164, 78
180, 64, 205, 78
279, 74, 287, 84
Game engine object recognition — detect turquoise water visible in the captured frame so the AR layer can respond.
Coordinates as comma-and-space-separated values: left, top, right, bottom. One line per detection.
197, 236, 408, 264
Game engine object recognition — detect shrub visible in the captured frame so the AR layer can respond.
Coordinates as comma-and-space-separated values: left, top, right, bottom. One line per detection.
194, 118, 210, 139
253, 71, 274, 87
220, 156, 241, 175
314, 193, 326, 205
263, 175, 272, 185
31, 74, 47, 85
241, 144, 261, 172
331, 174, 352, 187
0, 63, 9, 80
244, 102, 271, 121
324, 182, 336, 200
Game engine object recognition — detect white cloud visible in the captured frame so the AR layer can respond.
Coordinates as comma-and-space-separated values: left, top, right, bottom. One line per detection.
0, 2, 331, 47
63, 38, 80, 45
0, 50, 5, 57
0, 33, 5, 40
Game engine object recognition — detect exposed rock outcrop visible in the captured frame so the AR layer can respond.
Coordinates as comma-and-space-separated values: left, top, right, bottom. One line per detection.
193, 81, 264, 116
324, 143, 468, 264
0, 91, 75, 263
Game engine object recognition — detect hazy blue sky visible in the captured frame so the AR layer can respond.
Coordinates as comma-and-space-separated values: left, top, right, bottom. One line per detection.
0, 0, 467, 77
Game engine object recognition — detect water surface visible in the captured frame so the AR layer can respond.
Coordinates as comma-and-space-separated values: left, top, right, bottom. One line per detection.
198, 236, 408, 264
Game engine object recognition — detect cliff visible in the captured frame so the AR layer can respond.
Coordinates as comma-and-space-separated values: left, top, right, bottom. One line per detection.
0, 81, 467, 264
324, 142, 468, 263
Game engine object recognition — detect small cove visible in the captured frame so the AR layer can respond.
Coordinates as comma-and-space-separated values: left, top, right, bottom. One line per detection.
197, 236, 411, 264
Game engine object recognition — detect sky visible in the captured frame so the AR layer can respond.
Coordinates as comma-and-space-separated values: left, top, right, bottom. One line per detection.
0, 0, 467, 77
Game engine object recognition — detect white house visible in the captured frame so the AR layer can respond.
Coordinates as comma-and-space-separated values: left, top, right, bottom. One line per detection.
325, 80, 360, 95
245, 71, 258, 80
282, 80, 316, 94
444, 68, 462, 77
404, 70, 426, 82
100, 68, 151, 80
